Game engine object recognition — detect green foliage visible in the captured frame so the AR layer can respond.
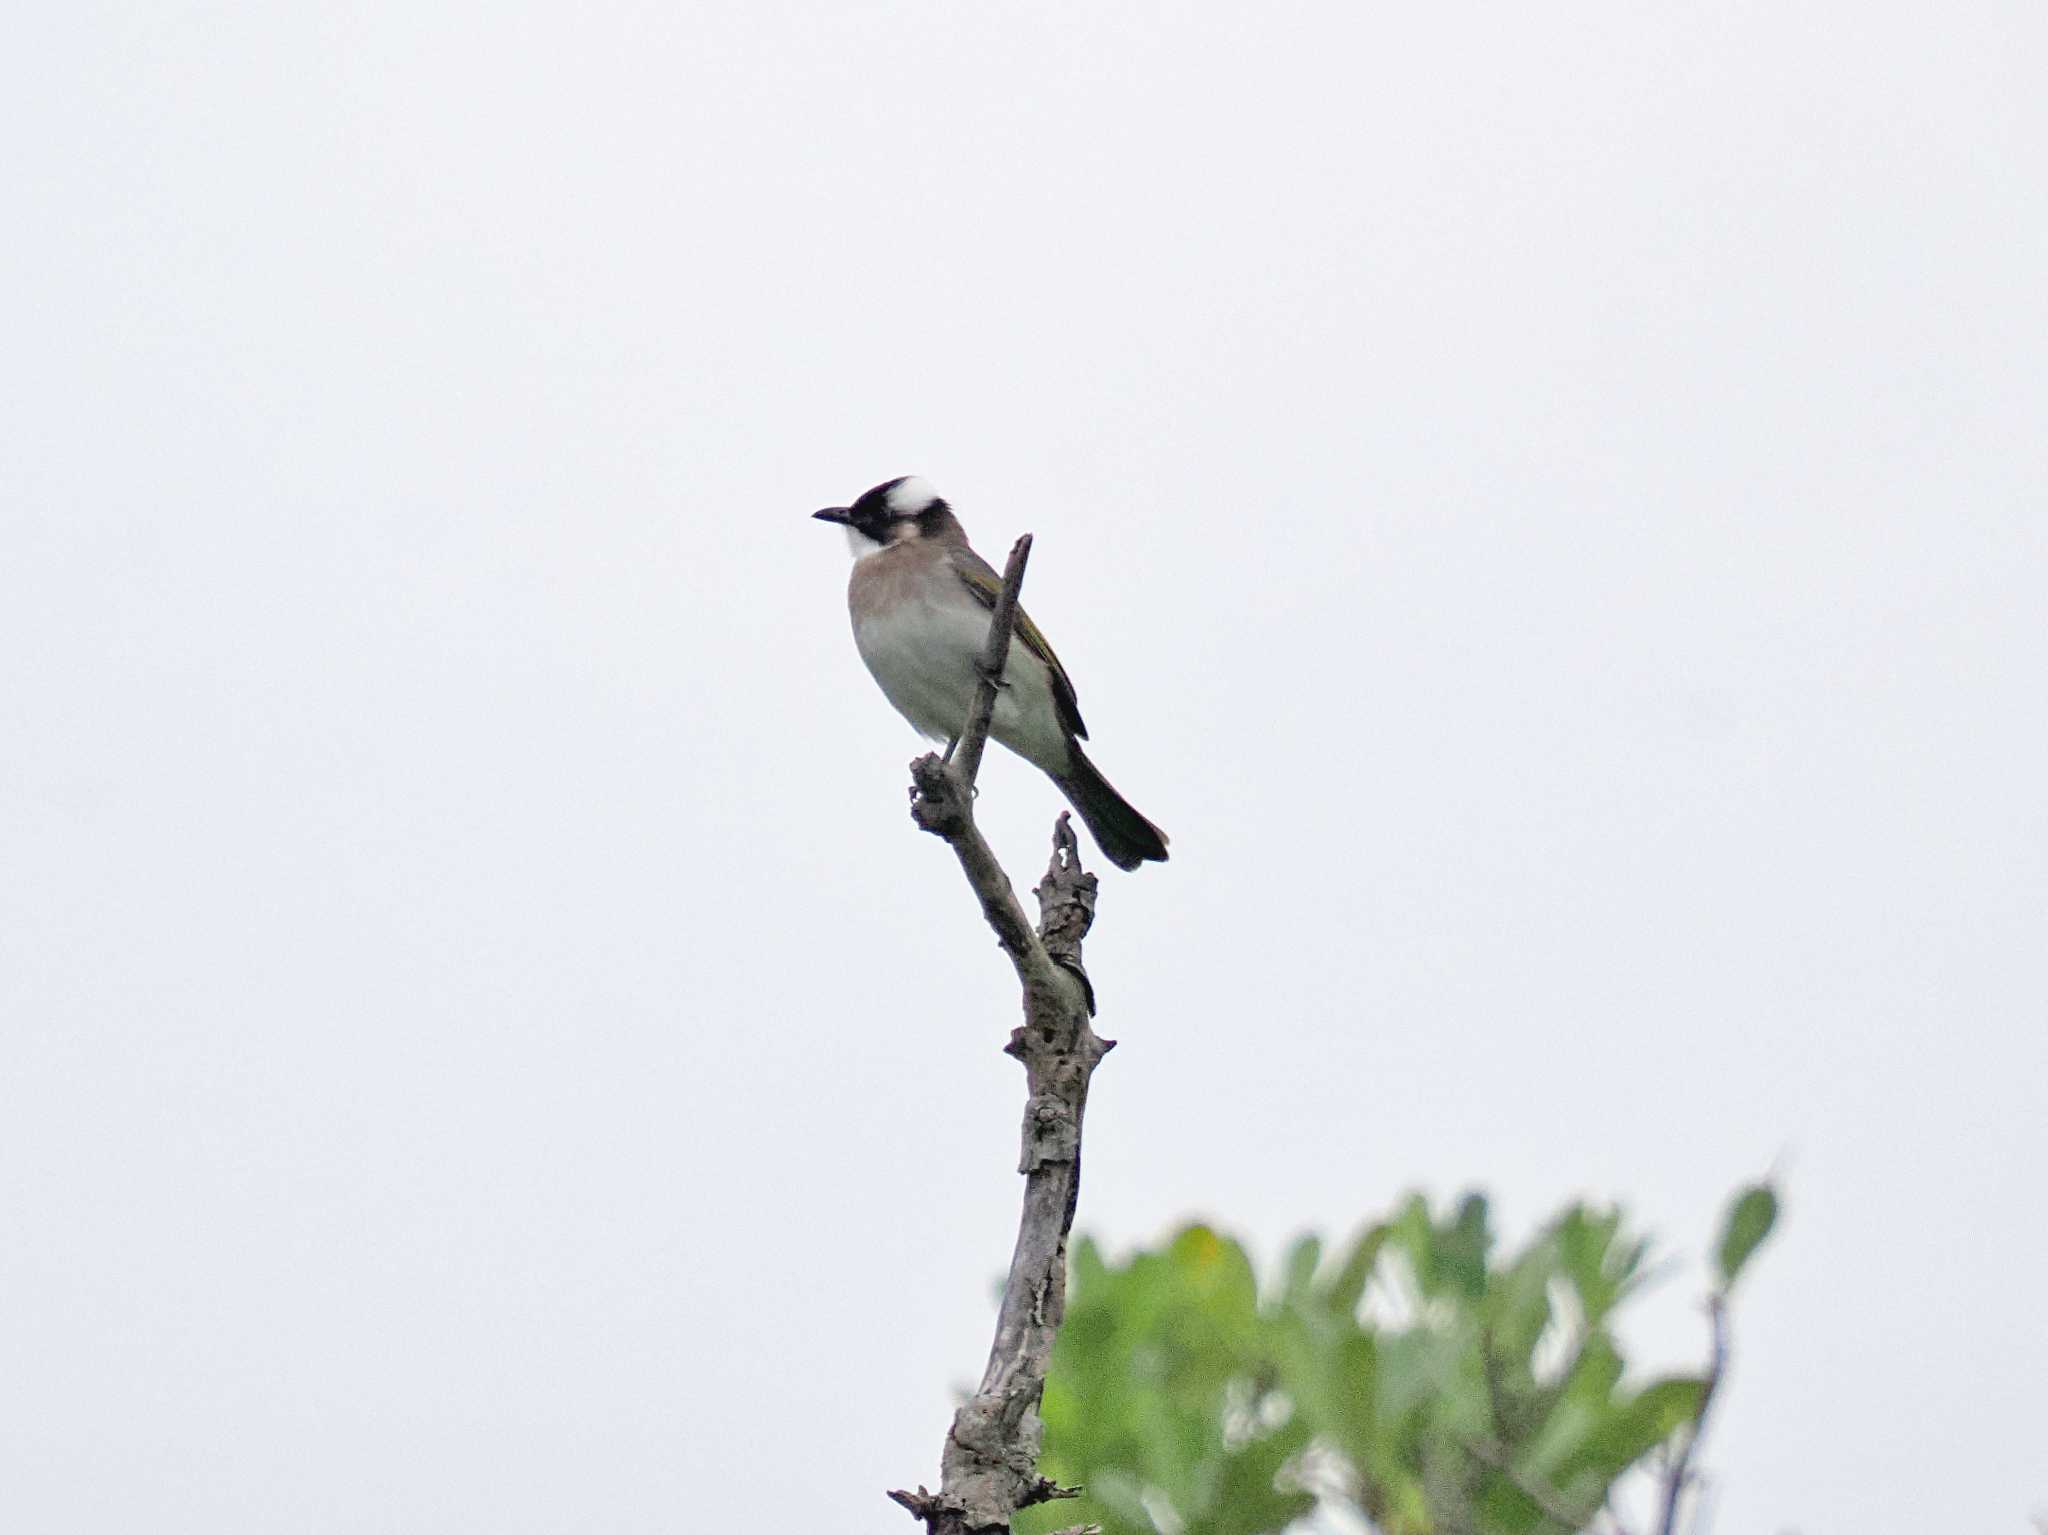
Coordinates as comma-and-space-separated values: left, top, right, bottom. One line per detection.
1714, 1183, 1778, 1291
1019, 1187, 1778, 1535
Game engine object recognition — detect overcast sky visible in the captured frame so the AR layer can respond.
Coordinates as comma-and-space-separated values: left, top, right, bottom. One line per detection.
4, 3, 2043, 1532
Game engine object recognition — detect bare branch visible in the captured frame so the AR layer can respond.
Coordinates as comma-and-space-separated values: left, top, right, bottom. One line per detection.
891, 540, 1110, 1535
951, 533, 1033, 790
908, 757, 1072, 1010
1656, 1294, 1730, 1535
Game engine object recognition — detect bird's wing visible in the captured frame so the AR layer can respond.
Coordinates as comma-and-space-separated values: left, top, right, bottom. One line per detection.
948, 543, 1089, 741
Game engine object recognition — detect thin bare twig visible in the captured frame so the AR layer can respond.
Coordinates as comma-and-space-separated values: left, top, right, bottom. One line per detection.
891, 537, 1109, 1535
951, 534, 1032, 790
1656, 1294, 1729, 1535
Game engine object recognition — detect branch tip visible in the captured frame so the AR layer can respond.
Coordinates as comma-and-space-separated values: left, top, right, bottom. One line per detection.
886, 1486, 935, 1518
949, 534, 1033, 791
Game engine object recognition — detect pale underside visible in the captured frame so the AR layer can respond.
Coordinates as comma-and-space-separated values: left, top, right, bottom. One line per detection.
847, 540, 1071, 775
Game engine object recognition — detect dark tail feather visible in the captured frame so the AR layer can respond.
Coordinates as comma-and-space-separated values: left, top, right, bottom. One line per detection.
1052, 745, 1169, 871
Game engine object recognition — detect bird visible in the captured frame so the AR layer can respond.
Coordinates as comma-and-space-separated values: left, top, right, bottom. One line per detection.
813, 475, 1169, 870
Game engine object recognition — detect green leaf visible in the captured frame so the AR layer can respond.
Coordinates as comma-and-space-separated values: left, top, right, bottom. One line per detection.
1440, 1192, 1493, 1300
1521, 1336, 1625, 1477
1554, 1205, 1642, 1324
1071, 1235, 1110, 1296
1168, 1224, 1260, 1322
1561, 1374, 1707, 1482
1716, 1183, 1779, 1289
1281, 1234, 1323, 1305
1325, 1223, 1388, 1317
1386, 1194, 1436, 1291
1481, 1238, 1558, 1372
1473, 1452, 1590, 1535
1317, 1330, 1380, 1451
1200, 1415, 1317, 1535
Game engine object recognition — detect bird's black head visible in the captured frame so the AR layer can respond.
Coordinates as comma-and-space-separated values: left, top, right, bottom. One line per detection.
812, 476, 957, 549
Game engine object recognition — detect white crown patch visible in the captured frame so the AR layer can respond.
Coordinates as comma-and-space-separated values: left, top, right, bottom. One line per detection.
884, 476, 941, 515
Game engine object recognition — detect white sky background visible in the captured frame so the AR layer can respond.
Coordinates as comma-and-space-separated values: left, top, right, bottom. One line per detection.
3, 2, 2043, 1530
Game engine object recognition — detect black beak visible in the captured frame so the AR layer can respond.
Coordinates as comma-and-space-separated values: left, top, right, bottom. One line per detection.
812, 506, 851, 525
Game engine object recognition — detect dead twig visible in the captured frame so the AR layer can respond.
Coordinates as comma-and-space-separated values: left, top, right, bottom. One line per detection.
891, 536, 1109, 1535
950, 534, 1032, 791
1656, 1294, 1729, 1535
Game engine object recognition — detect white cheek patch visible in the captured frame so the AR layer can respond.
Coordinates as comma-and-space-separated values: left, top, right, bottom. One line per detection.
884, 476, 941, 515
845, 525, 888, 560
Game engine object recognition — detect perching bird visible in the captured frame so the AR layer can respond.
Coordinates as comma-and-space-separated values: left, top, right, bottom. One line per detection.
813, 475, 1169, 870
